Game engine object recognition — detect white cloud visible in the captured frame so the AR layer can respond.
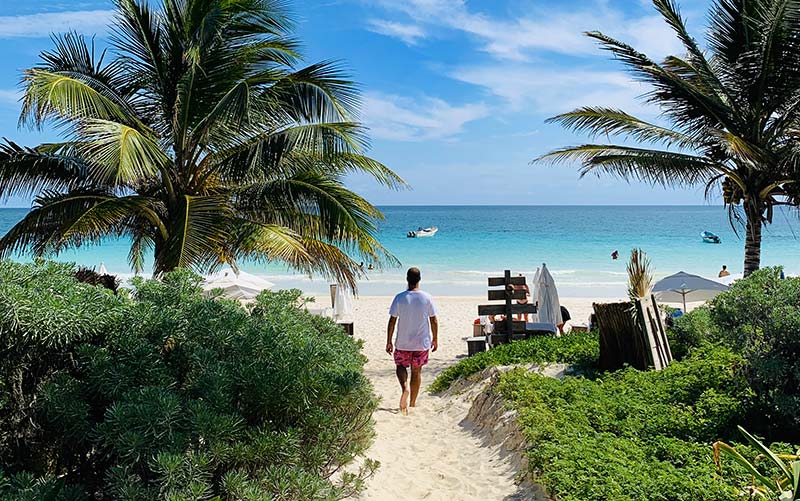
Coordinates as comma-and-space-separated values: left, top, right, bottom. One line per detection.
0, 89, 21, 106
361, 92, 489, 141
452, 65, 645, 111
367, 19, 426, 45
0, 10, 115, 38
367, 0, 685, 61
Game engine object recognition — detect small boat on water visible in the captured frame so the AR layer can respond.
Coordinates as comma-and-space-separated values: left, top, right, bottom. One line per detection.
701, 231, 721, 244
407, 226, 438, 238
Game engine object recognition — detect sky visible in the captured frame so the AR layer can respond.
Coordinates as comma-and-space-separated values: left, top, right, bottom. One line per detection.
0, 0, 717, 206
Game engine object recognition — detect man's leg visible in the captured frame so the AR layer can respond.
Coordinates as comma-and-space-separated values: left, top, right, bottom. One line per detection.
396, 364, 410, 414
409, 366, 422, 407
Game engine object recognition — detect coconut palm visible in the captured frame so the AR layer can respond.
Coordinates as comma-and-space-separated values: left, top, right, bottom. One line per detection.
0, 0, 404, 289
539, 0, 800, 276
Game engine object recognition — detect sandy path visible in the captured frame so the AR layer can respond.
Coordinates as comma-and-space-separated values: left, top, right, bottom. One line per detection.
343, 296, 599, 501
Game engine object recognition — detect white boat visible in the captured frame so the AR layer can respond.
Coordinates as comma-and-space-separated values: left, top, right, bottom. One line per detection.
407, 226, 438, 238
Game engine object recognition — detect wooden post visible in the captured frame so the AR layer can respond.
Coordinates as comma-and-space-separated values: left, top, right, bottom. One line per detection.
504, 269, 513, 340
478, 270, 537, 348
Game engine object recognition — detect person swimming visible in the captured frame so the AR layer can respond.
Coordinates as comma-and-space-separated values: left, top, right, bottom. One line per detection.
611, 250, 619, 260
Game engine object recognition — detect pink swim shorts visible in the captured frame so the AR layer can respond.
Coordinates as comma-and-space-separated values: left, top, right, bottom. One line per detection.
394, 349, 429, 368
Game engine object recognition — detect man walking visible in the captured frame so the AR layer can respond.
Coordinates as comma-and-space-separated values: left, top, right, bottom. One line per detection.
386, 267, 438, 414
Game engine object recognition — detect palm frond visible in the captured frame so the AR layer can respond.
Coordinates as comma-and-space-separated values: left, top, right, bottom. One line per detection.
281, 151, 407, 190
586, 31, 741, 133
156, 195, 233, 274
203, 121, 369, 183
0, 140, 94, 199
540, 144, 721, 187
19, 69, 136, 129
260, 61, 360, 124
545, 107, 700, 148
74, 119, 167, 185
0, 191, 158, 257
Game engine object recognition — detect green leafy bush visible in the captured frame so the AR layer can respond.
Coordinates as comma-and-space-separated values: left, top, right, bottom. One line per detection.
666, 268, 800, 439
429, 332, 598, 393
708, 268, 800, 438
0, 261, 377, 500
498, 345, 756, 501
667, 306, 720, 360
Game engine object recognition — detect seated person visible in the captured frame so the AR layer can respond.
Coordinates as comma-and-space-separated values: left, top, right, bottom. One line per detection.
512, 274, 531, 321
557, 305, 571, 334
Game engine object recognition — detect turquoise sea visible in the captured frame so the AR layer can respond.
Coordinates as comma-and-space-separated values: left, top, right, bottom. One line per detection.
1, 205, 797, 297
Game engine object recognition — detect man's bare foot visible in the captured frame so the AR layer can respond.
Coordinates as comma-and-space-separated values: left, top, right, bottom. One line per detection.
400, 384, 410, 415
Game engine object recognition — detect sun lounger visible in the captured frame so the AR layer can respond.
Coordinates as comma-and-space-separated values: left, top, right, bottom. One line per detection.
524, 322, 557, 336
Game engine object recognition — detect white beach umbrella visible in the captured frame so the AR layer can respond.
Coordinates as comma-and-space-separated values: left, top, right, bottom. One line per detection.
98, 262, 108, 275
333, 284, 353, 321
529, 267, 541, 321
203, 268, 275, 300
653, 271, 729, 311
534, 263, 562, 326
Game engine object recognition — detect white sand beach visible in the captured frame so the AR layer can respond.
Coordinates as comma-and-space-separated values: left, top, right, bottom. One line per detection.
341, 295, 606, 501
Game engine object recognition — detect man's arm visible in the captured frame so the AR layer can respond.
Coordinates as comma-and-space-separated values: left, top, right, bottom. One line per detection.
386, 316, 397, 354
429, 316, 438, 352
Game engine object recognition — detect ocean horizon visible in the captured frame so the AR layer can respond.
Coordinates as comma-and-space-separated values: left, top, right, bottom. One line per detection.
1, 205, 797, 297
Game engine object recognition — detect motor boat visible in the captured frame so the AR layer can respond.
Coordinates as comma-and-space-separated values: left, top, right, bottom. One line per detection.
407, 226, 438, 238
701, 230, 721, 244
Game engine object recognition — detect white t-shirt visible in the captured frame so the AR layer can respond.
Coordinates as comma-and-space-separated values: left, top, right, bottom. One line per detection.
389, 289, 437, 351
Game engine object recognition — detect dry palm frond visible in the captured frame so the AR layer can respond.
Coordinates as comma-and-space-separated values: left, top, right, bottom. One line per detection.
627, 248, 654, 301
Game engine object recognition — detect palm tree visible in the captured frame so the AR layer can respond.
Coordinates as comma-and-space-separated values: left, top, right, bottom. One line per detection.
0, 0, 404, 289
539, 0, 800, 276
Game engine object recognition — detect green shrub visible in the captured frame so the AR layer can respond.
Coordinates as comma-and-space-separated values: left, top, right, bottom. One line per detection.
667, 268, 800, 440
708, 268, 800, 438
667, 306, 720, 360
429, 332, 598, 393
498, 345, 757, 501
0, 261, 377, 500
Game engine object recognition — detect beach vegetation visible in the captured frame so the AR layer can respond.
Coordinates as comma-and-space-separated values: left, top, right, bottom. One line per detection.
428, 331, 599, 393
0, 0, 404, 289
539, 0, 800, 277
435, 269, 800, 499
670, 267, 800, 440
713, 426, 800, 501
0, 259, 377, 499
499, 344, 761, 501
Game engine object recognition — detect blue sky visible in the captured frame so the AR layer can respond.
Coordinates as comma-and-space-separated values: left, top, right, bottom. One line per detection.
0, 0, 716, 206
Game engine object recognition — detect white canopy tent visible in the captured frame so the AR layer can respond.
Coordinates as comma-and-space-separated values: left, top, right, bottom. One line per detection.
203, 268, 275, 300
533, 263, 562, 327
653, 271, 729, 311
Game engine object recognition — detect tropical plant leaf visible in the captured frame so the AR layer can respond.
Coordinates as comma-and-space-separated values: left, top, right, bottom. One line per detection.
75, 119, 168, 185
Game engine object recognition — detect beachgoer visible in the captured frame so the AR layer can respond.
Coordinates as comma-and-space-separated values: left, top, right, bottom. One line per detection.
558, 305, 571, 334
367, 263, 374, 270
359, 261, 364, 270
513, 273, 531, 321
611, 250, 619, 260
718, 265, 730, 278
386, 267, 438, 414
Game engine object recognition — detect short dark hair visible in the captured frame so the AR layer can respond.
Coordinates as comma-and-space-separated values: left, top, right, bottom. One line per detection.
406, 267, 421, 288
722, 265, 727, 269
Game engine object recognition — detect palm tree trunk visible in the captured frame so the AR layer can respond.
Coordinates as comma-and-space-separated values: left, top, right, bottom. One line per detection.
743, 201, 762, 277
